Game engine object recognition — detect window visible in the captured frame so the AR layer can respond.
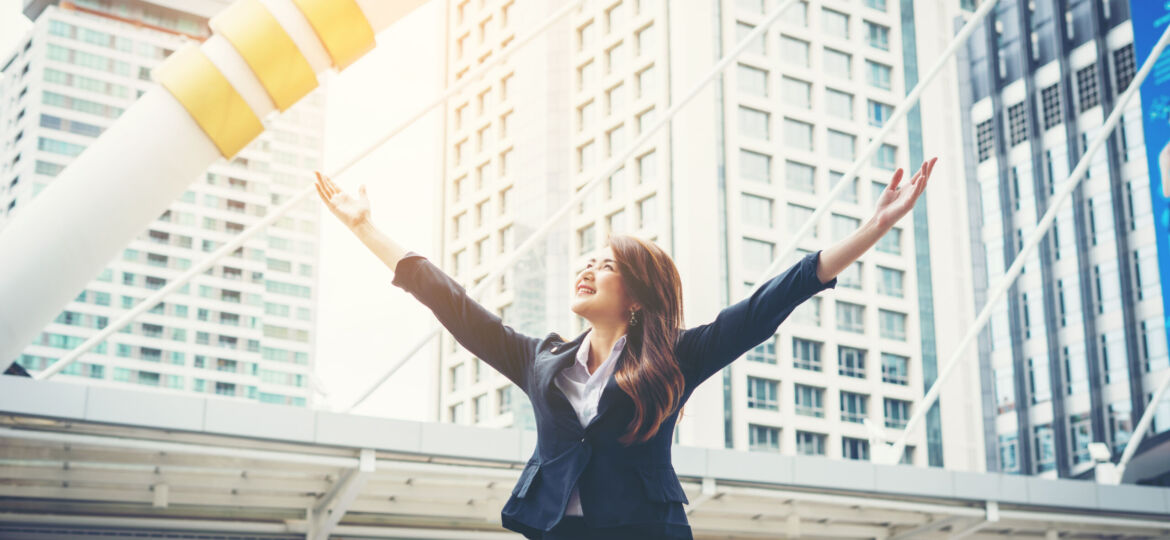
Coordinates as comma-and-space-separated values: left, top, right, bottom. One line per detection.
737, 64, 767, 96
792, 296, 821, 325
637, 24, 655, 55
577, 20, 594, 50
577, 60, 596, 90
868, 99, 892, 127
781, 36, 810, 67
999, 434, 1019, 472
783, 119, 813, 151
607, 83, 626, 115
794, 384, 824, 417
781, 76, 811, 108
606, 42, 626, 73
740, 149, 771, 183
865, 0, 887, 10
738, 106, 769, 140
782, 0, 808, 25
785, 160, 815, 193
1040, 84, 1062, 130
1071, 414, 1092, 465
884, 399, 910, 428
796, 431, 826, 456
497, 386, 513, 414
838, 346, 866, 378
449, 402, 465, 424
1007, 102, 1028, 146
827, 130, 855, 161
638, 195, 657, 230
737, 0, 763, 14
1029, 356, 1052, 404
1114, 44, 1136, 92
472, 393, 487, 423
748, 424, 780, 452
746, 337, 776, 364
1076, 64, 1099, 112
578, 141, 595, 172
865, 21, 889, 50
735, 22, 766, 55
832, 213, 860, 242
741, 193, 773, 228
742, 238, 774, 275
638, 150, 657, 183
793, 338, 822, 371
786, 204, 816, 238
836, 301, 864, 333
866, 60, 892, 90
842, 437, 869, 460
868, 143, 896, 170
823, 48, 851, 79
840, 391, 868, 423
747, 376, 779, 410
881, 353, 909, 385
975, 119, 994, 162
1034, 424, 1055, 472
838, 261, 862, 289
605, 2, 624, 31
821, 9, 849, 39
877, 266, 904, 298
825, 88, 853, 120
637, 64, 656, 97
607, 125, 626, 156
834, 173, 857, 202
876, 227, 901, 254
578, 224, 596, 255
879, 310, 907, 341
577, 100, 595, 131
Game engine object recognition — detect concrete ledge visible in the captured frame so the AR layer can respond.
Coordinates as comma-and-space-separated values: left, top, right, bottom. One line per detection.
1026, 476, 1097, 509
790, 454, 875, 492
85, 386, 204, 431
0, 375, 88, 419
203, 398, 317, 443
874, 463, 954, 498
418, 422, 521, 462
706, 448, 792, 484
315, 410, 422, 453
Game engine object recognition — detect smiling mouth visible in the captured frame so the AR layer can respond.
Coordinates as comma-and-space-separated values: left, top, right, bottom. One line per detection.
576, 285, 596, 296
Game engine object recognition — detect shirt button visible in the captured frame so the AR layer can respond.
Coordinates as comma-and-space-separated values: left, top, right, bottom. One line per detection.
579, 437, 586, 443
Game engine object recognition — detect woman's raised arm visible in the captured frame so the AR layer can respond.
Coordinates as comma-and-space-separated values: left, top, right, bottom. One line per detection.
815, 157, 937, 283
313, 172, 539, 388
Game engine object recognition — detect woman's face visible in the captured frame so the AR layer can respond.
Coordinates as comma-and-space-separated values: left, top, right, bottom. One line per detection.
570, 246, 638, 325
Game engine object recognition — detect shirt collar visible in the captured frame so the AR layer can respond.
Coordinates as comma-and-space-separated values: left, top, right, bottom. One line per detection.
575, 328, 627, 368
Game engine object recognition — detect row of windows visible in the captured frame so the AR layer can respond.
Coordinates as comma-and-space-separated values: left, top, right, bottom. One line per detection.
48, 18, 175, 59
45, 42, 130, 77
975, 45, 1136, 161
736, 64, 895, 127
748, 336, 910, 385
748, 378, 911, 427
575, 194, 658, 254
737, 147, 897, 195
448, 385, 516, 423
747, 425, 914, 463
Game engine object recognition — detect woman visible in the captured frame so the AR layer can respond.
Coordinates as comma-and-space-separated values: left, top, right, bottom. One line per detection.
314, 157, 936, 539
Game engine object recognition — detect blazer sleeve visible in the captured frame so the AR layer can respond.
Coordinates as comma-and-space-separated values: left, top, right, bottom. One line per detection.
676, 250, 837, 385
391, 251, 539, 389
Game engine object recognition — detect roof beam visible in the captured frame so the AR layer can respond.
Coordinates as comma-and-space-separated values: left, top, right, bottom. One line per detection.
308, 448, 375, 540
886, 515, 966, 540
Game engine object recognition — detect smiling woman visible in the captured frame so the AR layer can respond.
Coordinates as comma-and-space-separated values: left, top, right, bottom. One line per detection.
312, 158, 936, 539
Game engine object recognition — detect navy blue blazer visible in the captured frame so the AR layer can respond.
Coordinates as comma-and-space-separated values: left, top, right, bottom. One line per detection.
391, 250, 836, 538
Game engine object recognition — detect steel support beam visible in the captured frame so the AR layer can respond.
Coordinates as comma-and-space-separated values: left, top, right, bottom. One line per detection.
308, 448, 375, 540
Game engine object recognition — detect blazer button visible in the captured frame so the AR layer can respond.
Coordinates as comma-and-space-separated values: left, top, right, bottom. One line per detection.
579, 437, 586, 443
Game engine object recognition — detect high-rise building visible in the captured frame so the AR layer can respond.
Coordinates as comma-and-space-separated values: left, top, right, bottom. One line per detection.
954, 0, 1170, 478
0, 0, 327, 406
435, 0, 952, 467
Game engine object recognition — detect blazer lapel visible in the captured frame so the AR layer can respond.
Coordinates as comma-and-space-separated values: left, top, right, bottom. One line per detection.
584, 348, 631, 431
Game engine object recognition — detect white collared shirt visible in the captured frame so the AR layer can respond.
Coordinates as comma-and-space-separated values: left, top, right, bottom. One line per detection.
554, 328, 627, 516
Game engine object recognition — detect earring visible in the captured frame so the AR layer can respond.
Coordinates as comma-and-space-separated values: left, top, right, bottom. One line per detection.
628, 308, 640, 326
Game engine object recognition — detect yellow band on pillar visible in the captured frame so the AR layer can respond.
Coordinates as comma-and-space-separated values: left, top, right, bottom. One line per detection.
210, 0, 317, 111
155, 44, 264, 159
290, 0, 375, 70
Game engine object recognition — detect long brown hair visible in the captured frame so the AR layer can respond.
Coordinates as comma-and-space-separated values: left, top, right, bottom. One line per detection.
608, 235, 685, 445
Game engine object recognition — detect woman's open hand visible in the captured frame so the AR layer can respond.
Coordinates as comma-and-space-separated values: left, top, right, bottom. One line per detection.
873, 157, 936, 230
314, 171, 370, 230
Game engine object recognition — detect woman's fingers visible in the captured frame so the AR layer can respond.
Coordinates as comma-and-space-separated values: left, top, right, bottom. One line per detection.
887, 168, 904, 192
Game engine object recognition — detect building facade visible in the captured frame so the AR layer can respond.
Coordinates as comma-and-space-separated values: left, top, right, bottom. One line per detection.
435, 0, 945, 467
0, 0, 326, 406
954, 0, 1170, 478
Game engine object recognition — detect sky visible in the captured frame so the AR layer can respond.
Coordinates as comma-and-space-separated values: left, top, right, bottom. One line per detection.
0, 0, 443, 421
